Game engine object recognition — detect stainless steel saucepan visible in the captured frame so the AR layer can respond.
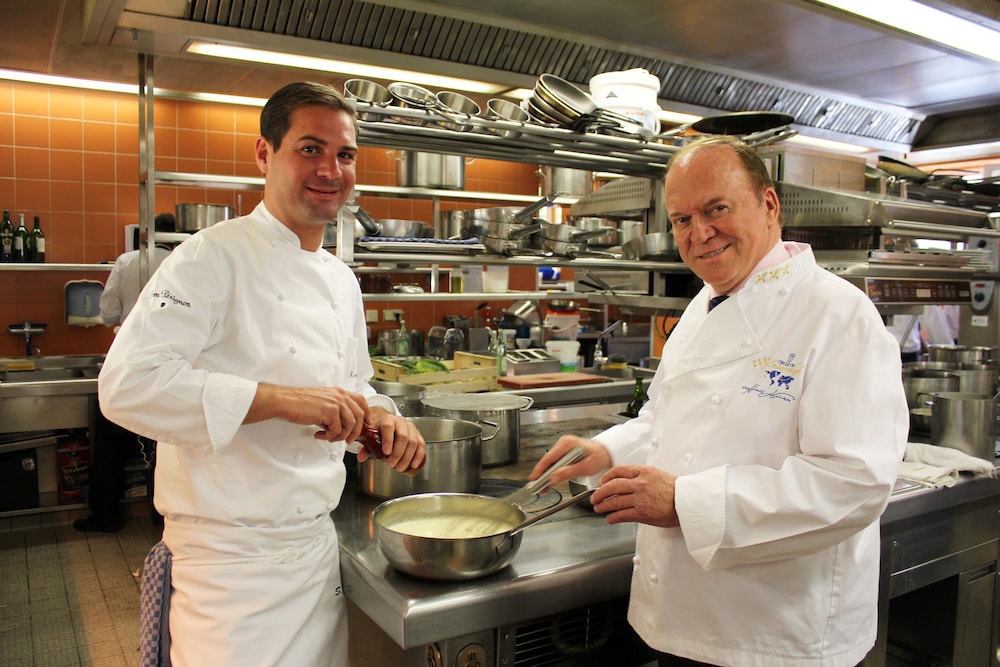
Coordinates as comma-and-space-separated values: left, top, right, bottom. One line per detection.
373, 447, 589, 580
463, 192, 563, 226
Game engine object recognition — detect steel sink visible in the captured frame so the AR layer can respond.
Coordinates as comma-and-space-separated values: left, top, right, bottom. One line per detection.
581, 366, 655, 380
1, 368, 92, 382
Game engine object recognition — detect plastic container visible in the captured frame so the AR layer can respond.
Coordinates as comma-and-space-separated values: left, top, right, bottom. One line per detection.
544, 311, 580, 341
545, 340, 581, 371
483, 265, 510, 292
589, 68, 662, 134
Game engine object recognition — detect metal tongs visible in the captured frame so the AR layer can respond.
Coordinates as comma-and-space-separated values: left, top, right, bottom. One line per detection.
502, 445, 586, 507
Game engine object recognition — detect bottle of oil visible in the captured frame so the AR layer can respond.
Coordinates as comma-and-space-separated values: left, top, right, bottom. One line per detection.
624, 377, 648, 418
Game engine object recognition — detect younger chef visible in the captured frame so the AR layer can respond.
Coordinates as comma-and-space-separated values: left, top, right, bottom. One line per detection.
532, 135, 907, 667
99, 81, 425, 667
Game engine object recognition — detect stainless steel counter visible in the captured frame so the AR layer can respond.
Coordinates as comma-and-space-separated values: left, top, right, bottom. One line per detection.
334, 404, 634, 650
334, 403, 1000, 658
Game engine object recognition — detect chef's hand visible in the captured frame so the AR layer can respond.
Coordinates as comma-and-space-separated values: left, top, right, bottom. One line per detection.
246, 383, 369, 444
529, 435, 611, 488
593, 464, 679, 528
356, 407, 426, 475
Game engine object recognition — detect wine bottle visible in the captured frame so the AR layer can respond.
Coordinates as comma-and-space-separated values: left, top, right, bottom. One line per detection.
0, 210, 13, 262
29, 216, 45, 263
624, 377, 648, 418
13, 213, 28, 262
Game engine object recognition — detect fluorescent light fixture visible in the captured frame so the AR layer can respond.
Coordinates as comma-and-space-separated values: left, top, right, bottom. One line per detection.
814, 0, 1000, 62
787, 133, 871, 154
0, 68, 137, 94
186, 41, 508, 95
658, 109, 701, 125
0, 68, 266, 106
503, 88, 535, 101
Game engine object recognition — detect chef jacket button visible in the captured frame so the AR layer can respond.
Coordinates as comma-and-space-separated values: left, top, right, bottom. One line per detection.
289, 346, 297, 354
296, 505, 305, 514
778, 286, 790, 297
651, 438, 659, 449
711, 394, 721, 405
683, 452, 693, 464
632, 555, 640, 566
327, 501, 336, 511
649, 572, 659, 583
295, 454, 303, 464
278, 293, 286, 301
741, 338, 752, 348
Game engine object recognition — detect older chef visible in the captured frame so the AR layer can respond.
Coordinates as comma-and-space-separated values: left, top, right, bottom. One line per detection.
99, 81, 425, 667
533, 135, 907, 667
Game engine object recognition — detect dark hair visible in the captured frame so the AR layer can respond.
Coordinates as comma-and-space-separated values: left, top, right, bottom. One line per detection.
667, 134, 775, 196
259, 81, 358, 150
154, 213, 176, 233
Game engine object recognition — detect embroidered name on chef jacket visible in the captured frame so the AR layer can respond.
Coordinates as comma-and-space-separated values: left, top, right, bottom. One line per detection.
149, 289, 192, 308
742, 352, 801, 402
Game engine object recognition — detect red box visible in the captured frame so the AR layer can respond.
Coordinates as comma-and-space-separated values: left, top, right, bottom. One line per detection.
57, 440, 90, 504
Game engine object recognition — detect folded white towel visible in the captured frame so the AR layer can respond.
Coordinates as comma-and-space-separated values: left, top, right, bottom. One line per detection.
899, 442, 996, 488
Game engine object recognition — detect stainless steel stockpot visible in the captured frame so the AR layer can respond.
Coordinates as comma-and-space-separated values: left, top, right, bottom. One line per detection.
904, 361, 999, 396
420, 393, 533, 467
927, 345, 997, 366
357, 417, 498, 499
369, 381, 425, 417
927, 391, 997, 461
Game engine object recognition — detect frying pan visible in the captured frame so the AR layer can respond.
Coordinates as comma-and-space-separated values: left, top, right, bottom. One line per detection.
877, 156, 932, 183
691, 111, 795, 135
350, 204, 427, 238
535, 74, 599, 119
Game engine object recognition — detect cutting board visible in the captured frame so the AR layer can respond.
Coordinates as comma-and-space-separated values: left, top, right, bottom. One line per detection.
497, 372, 610, 389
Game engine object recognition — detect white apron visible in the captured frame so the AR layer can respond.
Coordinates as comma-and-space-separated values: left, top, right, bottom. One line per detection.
165, 515, 347, 667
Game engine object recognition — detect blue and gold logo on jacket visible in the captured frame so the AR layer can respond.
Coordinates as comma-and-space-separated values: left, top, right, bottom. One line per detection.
743, 352, 800, 402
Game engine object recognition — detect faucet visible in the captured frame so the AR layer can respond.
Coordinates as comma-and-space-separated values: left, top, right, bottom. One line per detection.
8, 321, 46, 357
592, 320, 625, 368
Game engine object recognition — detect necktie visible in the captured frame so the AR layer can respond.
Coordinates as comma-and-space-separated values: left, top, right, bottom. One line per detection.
708, 295, 729, 312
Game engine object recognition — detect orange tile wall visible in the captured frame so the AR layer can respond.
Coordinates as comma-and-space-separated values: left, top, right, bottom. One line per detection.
0, 80, 549, 357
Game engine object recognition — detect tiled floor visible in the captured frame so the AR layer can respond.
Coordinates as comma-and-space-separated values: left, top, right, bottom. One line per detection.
0, 503, 160, 667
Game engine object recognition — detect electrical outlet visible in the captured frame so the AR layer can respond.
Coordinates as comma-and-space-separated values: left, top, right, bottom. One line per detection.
383, 309, 403, 322
365, 309, 378, 323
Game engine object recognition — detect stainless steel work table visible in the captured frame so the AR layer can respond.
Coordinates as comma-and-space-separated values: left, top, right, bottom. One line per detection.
334, 404, 1000, 665
333, 405, 636, 651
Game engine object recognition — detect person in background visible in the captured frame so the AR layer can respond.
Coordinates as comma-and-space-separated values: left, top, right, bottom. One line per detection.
886, 305, 959, 363
98, 81, 425, 666
74, 212, 178, 533
99, 212, 177, 328
532, 135, 907, 667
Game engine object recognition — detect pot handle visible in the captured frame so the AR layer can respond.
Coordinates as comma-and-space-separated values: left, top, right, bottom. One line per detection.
508, 489, 595, 537
515, 395, 534, 411
916, 391, 935, 408
477, 420, 501, 441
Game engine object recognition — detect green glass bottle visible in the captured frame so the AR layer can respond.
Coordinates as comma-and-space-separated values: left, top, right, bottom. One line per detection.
624, 377, 648, 418
29, 216, 45, 263
0, 210, 13, 262
12, 213, 28, 262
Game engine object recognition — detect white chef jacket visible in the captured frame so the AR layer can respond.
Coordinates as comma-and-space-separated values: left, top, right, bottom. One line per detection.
99, 245, 173, 325
99, 202, 394, 667
594, 243, 908, 667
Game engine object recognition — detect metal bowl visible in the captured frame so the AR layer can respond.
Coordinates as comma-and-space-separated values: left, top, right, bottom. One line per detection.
435, 91, 481, 131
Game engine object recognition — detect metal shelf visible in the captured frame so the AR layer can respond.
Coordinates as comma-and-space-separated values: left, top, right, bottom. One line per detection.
353, 105, 676, 179
0, 263, 112, 272
149, 171, 578, 206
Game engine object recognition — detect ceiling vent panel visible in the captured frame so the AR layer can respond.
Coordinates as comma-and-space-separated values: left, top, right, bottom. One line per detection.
185, 0, 919, 146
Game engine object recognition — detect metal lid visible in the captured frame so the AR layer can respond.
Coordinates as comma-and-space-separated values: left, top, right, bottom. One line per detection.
422, 393, 532, 411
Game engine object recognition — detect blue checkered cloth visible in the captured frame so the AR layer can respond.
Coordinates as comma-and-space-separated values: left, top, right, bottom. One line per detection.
139, 541, 172, 667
